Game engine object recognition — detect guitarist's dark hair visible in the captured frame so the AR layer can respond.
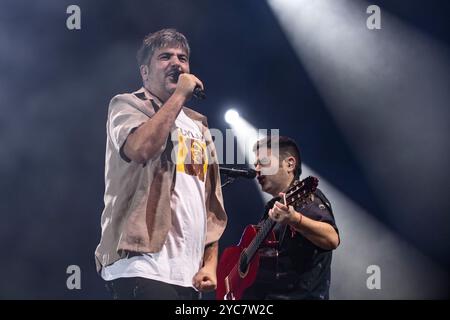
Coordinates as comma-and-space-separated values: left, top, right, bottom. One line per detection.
253, 136, 302, 179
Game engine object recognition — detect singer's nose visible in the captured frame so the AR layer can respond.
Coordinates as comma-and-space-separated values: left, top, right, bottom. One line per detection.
170, 63, 181, 73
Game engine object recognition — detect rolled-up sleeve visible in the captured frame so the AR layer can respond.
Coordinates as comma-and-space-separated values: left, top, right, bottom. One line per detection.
107, 95, 148, 155
299, 195, 339, 235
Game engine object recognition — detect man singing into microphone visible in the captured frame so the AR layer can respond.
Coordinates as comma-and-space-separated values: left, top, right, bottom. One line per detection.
95, 29, 227, 299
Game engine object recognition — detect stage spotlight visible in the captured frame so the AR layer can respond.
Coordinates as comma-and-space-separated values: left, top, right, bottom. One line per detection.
224, 109, 240, 124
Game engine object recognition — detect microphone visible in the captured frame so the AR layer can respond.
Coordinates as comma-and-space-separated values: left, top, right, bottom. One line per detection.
219, 167, 256, 179
172, 69, 206, 100
193, 86, 206, 100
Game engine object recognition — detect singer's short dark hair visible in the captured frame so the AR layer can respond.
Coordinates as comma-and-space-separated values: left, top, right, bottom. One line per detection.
136, 29, 190, 66
253, 136, 302, 179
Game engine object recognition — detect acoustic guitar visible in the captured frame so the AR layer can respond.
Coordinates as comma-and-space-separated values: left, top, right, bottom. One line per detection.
216, 176, 318, 300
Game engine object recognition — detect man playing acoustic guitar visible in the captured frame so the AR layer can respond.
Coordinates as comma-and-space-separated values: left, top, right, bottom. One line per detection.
243, 136, 340, 299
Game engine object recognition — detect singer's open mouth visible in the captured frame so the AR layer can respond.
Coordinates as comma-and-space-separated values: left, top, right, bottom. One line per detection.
168, 68, 182, 77
167, 70, 180, 83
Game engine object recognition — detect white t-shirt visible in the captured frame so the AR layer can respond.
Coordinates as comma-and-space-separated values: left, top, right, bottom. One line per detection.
101, 110, 208, 288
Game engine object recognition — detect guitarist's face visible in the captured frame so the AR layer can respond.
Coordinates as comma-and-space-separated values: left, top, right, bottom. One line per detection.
254, 148, 293, 196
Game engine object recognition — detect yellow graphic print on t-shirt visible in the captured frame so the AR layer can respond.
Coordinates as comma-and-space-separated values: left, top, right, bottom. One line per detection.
176, 129, 208, 182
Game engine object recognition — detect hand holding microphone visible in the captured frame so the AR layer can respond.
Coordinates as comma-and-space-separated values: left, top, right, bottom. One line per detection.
172, 69, 206, 100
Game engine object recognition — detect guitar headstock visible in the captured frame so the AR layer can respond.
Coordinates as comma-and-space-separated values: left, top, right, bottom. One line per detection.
285, 176, 319, 207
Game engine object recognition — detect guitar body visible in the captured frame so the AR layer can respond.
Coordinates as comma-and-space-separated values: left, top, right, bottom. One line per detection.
216, 225, 276, 300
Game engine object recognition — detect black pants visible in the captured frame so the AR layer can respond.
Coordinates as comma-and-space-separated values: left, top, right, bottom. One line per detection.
105, 277, 200, 300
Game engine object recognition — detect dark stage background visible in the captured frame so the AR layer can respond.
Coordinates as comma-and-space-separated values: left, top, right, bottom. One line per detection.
0, 0, 449, 299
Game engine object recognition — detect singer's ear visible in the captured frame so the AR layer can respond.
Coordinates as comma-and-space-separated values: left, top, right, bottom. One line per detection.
140, 65, 149, 81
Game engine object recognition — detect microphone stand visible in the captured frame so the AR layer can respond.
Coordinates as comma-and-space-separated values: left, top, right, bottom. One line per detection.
220, 167, 256, 188
221, 175, 236, 188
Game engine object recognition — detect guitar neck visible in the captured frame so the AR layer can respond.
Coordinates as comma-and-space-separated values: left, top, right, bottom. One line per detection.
245, 218, 276, 260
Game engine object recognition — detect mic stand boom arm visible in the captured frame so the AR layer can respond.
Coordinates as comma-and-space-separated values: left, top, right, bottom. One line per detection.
221, 175, 236, 188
